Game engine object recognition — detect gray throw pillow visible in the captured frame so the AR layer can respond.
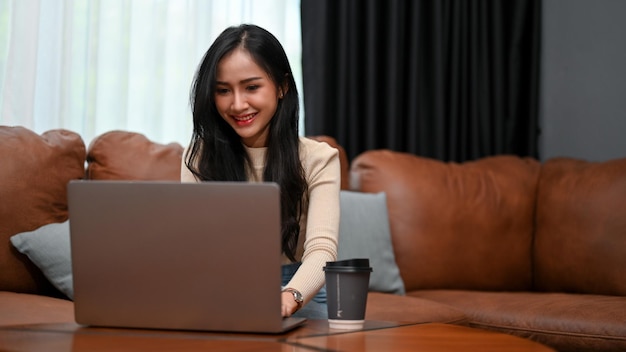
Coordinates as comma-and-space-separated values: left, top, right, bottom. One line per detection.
338, 191, 405, 295
10, 221, 74, 299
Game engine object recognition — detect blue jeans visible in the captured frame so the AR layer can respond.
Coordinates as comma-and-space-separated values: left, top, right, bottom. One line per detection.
281, 263, 328, 319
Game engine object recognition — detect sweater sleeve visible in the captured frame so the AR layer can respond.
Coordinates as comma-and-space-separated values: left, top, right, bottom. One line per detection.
284, 137, 341, 303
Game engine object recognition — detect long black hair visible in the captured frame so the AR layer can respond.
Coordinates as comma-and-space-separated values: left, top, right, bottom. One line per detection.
186, 24, 307, 262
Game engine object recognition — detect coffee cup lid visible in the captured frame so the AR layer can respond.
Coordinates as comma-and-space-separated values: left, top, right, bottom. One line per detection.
323, 258, 372, 272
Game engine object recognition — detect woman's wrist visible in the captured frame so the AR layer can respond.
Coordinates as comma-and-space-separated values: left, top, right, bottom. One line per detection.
282, 287, 304, 311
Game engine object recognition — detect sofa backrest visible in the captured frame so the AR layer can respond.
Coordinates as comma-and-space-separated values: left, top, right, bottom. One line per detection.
534, 157, 626, 296
86, 130, 184, 181
86, 131, 351, 189
350, 150, 541, 293
0, 126, 86, 294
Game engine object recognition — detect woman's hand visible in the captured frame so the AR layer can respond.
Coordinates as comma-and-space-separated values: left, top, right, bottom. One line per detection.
281, 291, 299, 317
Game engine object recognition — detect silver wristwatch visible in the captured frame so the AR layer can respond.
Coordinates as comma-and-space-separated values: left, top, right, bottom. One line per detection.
282, 288, 304, 310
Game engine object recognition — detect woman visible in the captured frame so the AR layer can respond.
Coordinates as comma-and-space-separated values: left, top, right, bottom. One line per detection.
181, 24, 340, 319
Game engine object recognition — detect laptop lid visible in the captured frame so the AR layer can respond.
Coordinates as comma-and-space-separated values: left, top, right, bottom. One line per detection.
67, 180, 305, 333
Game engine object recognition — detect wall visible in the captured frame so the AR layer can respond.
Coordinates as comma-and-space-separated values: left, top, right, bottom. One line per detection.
539, 0, 626, 161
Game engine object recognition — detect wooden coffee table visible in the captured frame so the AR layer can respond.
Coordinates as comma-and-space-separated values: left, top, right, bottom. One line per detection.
0, 320, 555, 351
287, 322, 555, 351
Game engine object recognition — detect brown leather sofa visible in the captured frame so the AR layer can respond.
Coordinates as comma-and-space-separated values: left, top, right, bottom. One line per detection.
349, 150, 626, 352
2, 126, 624, 351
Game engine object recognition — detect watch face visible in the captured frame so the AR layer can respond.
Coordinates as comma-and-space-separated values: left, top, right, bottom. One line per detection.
285, 288, 303, 303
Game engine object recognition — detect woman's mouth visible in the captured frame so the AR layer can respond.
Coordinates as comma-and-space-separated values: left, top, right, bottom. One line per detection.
232, 113, 257, 125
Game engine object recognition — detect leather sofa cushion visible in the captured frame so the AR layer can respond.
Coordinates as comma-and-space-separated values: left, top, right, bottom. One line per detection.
0, 291, 74, 327
350, 150, 540, 292
413, 289, 626, 352
365, 292, 467, 325
534, 157, 626, 296
0, 127, 85, 294
86, 131, 183, 180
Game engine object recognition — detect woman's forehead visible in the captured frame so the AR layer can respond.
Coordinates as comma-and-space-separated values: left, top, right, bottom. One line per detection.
216, 48, 270, 84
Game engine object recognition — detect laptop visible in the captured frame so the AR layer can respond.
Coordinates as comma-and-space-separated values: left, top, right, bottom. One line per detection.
67, 180, 306, 333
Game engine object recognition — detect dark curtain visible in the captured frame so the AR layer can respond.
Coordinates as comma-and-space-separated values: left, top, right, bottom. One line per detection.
301, 0, 541, 162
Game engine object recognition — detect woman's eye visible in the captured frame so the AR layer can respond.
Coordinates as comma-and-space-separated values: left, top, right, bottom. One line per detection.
246, 85, 259, 91
215, 88, 230, 95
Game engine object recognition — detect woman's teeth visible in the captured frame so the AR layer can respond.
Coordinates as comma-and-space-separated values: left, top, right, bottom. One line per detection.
234, 113, 256, 121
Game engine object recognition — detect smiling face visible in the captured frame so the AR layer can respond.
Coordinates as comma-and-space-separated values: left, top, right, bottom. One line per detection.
214, 48, 281, 148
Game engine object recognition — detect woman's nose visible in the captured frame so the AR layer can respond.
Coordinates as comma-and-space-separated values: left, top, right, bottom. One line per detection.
232, 91, 248, 111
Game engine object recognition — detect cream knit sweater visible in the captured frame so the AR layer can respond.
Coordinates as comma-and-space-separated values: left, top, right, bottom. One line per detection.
181, 136, 340, 303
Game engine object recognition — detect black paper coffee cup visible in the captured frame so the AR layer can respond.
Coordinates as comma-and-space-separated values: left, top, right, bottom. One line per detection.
323, 258, 372, 329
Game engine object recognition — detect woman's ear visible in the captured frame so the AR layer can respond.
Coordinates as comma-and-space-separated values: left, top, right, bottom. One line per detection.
279, 86, 288, 99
